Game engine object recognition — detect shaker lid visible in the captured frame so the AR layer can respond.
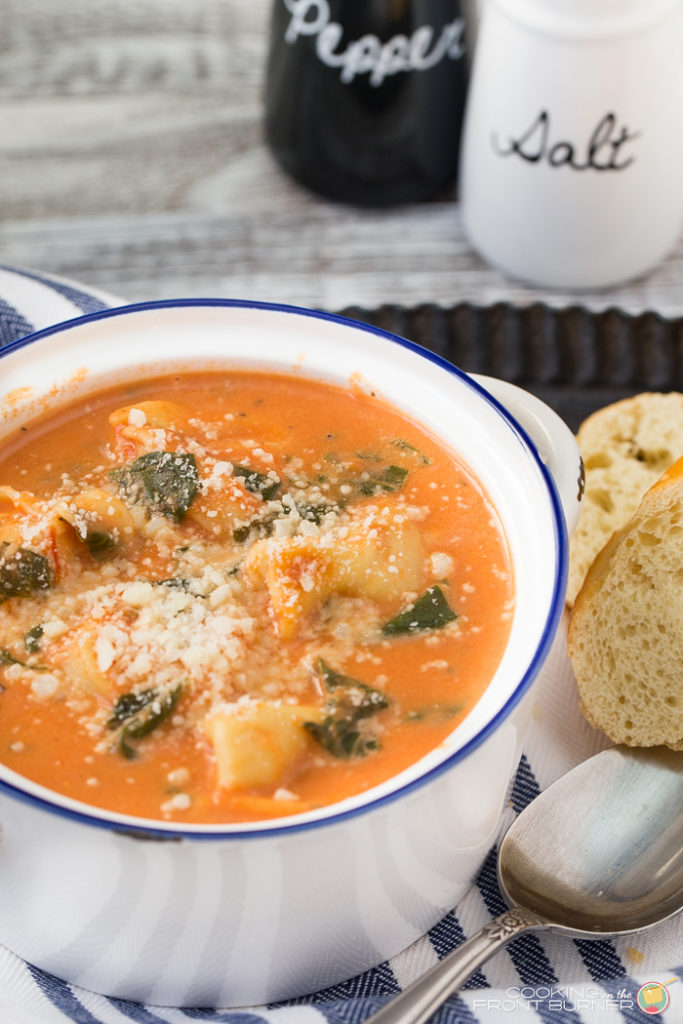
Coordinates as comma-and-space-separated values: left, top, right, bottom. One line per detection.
492, 0, 678, 37
540, 0, 654, 13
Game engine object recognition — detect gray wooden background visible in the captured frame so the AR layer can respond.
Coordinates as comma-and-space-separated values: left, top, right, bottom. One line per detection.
1, 0, 683, 316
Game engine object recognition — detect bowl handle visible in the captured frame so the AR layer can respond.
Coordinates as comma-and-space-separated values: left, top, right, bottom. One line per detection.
471, 374, 584, 536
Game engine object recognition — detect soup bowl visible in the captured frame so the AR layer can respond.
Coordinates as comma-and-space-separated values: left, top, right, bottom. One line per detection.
0, 300, 581, 1006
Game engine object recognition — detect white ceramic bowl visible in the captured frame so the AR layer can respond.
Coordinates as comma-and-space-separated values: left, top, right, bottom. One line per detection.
0, 300, 581, 1006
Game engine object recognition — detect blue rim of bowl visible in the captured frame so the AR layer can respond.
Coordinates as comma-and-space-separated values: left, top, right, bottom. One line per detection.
0, 297, 569, 840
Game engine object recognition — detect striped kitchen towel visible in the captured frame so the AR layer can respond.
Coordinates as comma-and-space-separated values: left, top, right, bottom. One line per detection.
0, 265, 680, 1024
0, 265, 119, 341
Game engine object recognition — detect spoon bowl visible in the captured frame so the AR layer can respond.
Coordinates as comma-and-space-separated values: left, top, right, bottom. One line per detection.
366, 745, 683, 1024
500, 745, 683, 936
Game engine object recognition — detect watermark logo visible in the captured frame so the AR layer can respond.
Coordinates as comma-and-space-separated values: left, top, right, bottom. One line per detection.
466, 978, 679, 1014
636, 981, 672, 1015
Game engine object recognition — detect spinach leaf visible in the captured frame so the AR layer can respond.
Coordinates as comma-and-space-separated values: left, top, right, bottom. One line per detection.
82, 529, 117, 559
382, 585, 457, 636
233, 465, 280, 501
107, 688, 160, 727
359, 464, 408, 496
0, 645, 48, 673
0, 544, 52, 604
112, 452, 199, 522
107, 685, 182, 759
60, 513, 117, 559
405, 704, 463, 723
233, 498, 337, 544
315, 659, 389, 715
304, 717, 381, 759
303, 659, 389, 759
233, 508, 280, 543
392, 439, 432, 465
154, 577, 192, 591
295, 500, 338, 524
25, 625, 44, 653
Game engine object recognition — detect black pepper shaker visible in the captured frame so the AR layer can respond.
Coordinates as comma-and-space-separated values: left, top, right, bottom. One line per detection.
264, 0, 470, 206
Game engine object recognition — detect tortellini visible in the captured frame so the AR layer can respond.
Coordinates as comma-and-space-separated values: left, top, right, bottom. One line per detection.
205, 701, 322, 789
243, 504, 424, 638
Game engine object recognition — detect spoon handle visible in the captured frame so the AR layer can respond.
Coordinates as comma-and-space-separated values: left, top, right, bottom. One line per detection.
364, 907, 546, 1024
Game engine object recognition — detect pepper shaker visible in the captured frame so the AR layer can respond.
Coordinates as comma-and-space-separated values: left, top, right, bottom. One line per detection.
264, 1, 471, 206
459, 0, 683, 289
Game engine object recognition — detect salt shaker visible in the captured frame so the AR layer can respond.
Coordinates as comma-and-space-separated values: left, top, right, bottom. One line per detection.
458, 0, 683, 289
264, 1, 471, 206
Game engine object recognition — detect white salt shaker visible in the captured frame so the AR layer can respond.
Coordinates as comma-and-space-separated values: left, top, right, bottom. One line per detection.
459, 0, 683, 289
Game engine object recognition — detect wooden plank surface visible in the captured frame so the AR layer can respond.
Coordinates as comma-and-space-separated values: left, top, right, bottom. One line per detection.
2, 0, 683, 316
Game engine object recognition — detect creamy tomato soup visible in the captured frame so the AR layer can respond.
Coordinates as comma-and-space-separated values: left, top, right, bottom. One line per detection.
0, 371, 513, 823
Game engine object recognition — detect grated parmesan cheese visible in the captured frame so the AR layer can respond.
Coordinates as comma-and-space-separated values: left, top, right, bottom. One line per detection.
127, 408, 147, 428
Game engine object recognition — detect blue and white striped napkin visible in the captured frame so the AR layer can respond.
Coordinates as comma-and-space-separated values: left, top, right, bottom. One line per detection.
0, 265, 680, 1024
0, 265, 118, 341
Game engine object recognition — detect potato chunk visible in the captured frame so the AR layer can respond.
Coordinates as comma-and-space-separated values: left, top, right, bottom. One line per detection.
335, 509, 424, 601
205, 702, 320, 789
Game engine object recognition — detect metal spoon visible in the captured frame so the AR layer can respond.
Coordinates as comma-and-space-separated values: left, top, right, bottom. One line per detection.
365, 745, 683, 1024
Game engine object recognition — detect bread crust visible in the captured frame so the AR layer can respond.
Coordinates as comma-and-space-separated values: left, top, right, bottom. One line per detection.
567, 392, 683, 607
568, 459, 683, 750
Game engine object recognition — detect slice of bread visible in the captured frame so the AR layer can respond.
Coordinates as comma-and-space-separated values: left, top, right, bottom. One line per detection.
567, 392, 683, 607
568, 457, 683, 749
